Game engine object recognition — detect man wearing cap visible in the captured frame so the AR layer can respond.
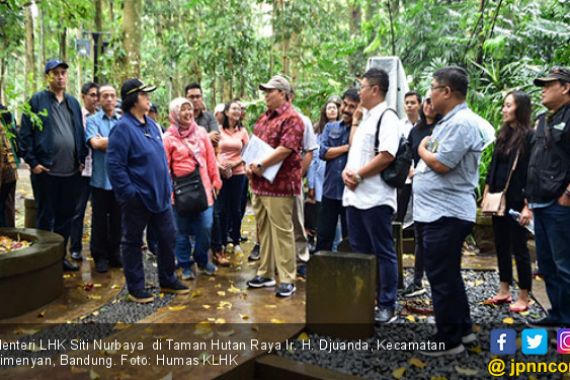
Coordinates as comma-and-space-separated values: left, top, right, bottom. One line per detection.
107, 78, 189, 303
20, 59, 88, 272
246, 75, 304, 297
525, 67, 570, 327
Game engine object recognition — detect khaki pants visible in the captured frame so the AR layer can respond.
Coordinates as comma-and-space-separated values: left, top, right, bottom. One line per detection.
292, 192, 310, 262
252, 194, 296, 284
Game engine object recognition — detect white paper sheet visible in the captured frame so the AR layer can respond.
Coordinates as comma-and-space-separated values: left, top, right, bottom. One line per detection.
241, 135, 283, 183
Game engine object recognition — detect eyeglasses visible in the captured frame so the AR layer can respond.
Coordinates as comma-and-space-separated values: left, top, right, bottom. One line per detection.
430, 85, 447, 92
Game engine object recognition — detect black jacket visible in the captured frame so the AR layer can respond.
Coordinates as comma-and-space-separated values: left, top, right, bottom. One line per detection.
486, 130, 533, 211
526, 104, 570, 203
19, 90, 87, 170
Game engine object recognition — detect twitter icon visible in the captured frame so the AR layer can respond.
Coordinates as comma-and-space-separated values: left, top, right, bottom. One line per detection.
522, 329, 548, 355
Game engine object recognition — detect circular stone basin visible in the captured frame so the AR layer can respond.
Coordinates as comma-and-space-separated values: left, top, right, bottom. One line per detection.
0, 228, 64, 319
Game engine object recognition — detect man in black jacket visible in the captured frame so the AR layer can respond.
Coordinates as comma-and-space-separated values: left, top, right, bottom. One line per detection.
20, 60, 87, 271
525, 67, 570, 327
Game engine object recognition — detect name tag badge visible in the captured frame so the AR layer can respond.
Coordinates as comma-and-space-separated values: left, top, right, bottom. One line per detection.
553, 122, 566, 131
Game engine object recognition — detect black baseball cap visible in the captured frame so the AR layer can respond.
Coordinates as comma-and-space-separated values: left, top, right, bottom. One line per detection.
120, 78, 157, 100
534, 66, 570, 86
44, 59, 69, 74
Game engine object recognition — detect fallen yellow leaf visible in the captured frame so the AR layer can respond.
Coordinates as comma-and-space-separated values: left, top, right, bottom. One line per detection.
239, 313, 249, 320
392, 367, 406, 379
502, 317, 514, 325
93, 283, 102, 288
454, 366, 479, 376
409, 356, 426, 368
217, 291, 226, 297
194, 321, 212, 336
168, 305, 188, 311
88, 295, 102, 300
191, 290, 202, 298
217, 301, 232, 310
297, 332, 309, 341
214, 318, 226, 324
265, 304, 277, 308
202, 305, 211, 309
227, 285, 241, 294
406, 315, 416, 323
271, 318, 284, 324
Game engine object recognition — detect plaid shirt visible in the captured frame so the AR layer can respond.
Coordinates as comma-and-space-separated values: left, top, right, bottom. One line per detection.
251, 102, 304, 196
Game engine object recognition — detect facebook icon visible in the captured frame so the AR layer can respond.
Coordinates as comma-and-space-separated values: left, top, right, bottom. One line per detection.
491, 329, 517, 355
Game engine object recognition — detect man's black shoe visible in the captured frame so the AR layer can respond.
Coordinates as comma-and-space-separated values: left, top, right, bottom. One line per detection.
63, 259, 79, 271
375, 307, 397, 324
160, 280, 190, 294
248, 244, 260, 261
128, 289, 154, 304
95, 260, 109, 273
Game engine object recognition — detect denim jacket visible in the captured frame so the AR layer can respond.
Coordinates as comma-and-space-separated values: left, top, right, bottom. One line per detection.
318, 120, 350, 200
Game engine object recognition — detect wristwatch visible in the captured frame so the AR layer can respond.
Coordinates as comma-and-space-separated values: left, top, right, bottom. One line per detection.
354, 172, 363, 184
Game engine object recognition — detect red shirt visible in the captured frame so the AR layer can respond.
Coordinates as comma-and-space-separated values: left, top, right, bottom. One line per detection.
251, 102, 304, 196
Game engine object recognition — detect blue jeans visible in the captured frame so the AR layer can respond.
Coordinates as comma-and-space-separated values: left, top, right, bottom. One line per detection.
534, 202, 570, 324
419, 217, 473, 347
175, 206, 213, 269
347, 205, 397, 308
120, 196, 177, 292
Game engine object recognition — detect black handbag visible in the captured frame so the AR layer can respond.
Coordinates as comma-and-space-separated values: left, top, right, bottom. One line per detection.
170, 138, 208, 216
374, 108, 413, 188
172, 167, 208, 216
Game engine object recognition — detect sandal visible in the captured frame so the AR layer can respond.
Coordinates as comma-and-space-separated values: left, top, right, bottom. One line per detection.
213, 250, 230, 267
508, 303, 529, 313
483, 295, 512, 305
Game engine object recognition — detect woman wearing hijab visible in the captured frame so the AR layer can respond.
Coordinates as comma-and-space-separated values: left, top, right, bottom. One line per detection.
163, 97, 222, 280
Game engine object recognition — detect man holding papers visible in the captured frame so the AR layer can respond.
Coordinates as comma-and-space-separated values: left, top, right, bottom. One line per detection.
246, 75, 304, 298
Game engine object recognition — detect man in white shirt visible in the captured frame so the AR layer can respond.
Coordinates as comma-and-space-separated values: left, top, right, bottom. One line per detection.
400, 91, 421, 138
342, 68, 401, 324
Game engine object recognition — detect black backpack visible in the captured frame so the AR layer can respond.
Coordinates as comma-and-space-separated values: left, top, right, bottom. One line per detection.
374, 108, 413, 188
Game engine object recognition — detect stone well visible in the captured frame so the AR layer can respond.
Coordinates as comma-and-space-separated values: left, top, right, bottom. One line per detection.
0, 228, 64, 319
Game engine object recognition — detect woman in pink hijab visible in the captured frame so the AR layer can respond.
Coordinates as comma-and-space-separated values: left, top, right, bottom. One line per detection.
163, 97, 222, 280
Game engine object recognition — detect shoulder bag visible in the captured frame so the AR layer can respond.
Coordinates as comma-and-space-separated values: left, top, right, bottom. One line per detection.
171, 138, 208, 216
481, 150, 520, 216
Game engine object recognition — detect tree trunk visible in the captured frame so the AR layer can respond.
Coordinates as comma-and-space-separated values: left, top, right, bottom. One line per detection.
94, 0, 104, 83
476, 0, 486, 66
109, 0, 115, 23
0, 57, 6, 103
349, 2, 363, 74
59, 28, 67, 62
39, 4, 46, 72
25, 5, 36, 94
121, 0, 142, 80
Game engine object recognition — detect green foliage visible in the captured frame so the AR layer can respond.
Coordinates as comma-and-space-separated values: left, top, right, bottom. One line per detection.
0, 0, 568, 195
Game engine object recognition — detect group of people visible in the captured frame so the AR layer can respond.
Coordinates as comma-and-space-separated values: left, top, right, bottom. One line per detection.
13, 57, 570, 356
